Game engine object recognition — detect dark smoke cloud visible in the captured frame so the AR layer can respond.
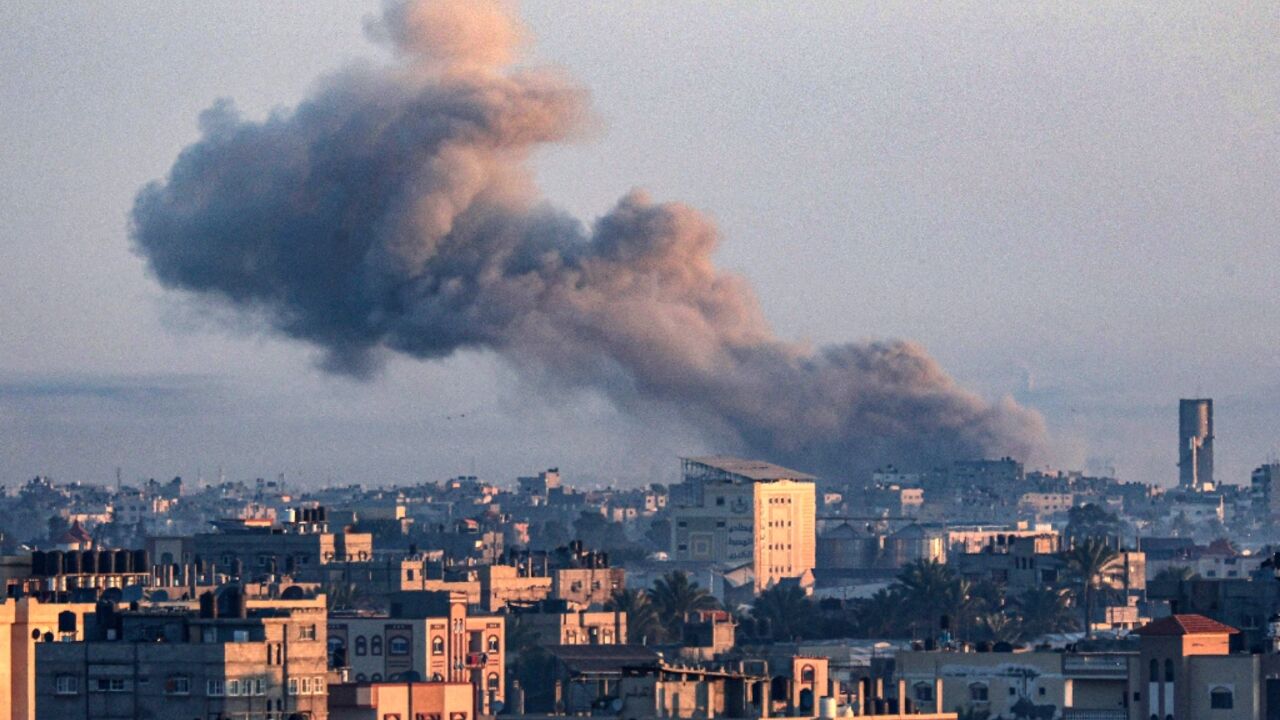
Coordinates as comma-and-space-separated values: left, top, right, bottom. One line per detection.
131, 0, 1045, 479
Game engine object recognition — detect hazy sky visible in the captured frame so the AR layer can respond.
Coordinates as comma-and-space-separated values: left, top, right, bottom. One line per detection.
1, 2, 1276, 489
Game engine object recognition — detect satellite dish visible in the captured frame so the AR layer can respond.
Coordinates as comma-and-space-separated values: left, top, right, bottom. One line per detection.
493, 701, 506, 714
609, 699, 623, 713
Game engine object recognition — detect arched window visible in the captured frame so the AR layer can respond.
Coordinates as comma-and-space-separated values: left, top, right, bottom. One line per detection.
371, 673, 382, 682
1210, 687, 1233, 709
328, 637, 347, 667
1164, 659, 1175, 683
487, 673, 500, 691
969, 683, 989, 702
389, 637, 410, 656
355, 636, 367, 656
914, 683, 934, 702
371, 636, 383, 656
432, 636, 445, 655
487, 635, 500, 652
1149, 715, 1158, 720
800, 665, 816, 683
1149, 659, 1158, 683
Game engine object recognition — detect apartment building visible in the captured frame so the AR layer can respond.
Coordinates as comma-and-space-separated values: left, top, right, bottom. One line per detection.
327, 590, 504, 715
670, 456, 816, 592
35, 591, 329, 720
0, 597, 97, 720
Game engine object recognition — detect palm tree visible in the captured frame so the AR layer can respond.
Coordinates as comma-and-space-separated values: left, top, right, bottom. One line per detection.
1013, 587, 1077, 639
1064, 538, 1124, 637
896, 560, 960, 639
647, 571, 719, 638
606, 588, 661, 644
751, 584, 813, 641
854, 587, 906, 637
978, 612, 1021, 643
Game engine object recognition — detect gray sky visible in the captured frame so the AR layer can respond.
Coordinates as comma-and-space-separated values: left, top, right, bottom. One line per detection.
1, 1, 1276, 489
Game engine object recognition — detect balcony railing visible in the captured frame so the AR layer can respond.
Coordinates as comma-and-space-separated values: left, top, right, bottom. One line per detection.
1063, 709, 1127, 720
1062, 655, 1129, 677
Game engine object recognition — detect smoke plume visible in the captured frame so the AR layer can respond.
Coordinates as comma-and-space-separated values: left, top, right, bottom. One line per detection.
131, 0, 1045, 479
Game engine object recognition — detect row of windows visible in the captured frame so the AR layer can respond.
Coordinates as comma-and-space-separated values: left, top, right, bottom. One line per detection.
287, 677, 327, 695
345, 633, 499, 657
57, 675, 285, 697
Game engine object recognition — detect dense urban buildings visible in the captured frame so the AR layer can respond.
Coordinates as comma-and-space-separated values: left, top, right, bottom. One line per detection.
6, 399, 1280, 720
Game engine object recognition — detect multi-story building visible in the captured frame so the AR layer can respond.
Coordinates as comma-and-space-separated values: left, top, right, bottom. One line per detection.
516, 603, 626, 646
897, 646, 1132, 720
670, 456, 816, 592
147, 508, 374, 581
35, 591, 330, 720
1126, 614, 1266, 720
327, 590, 504, 714
0, 597, 97, 720
1178, 399, 1215, 491
1250, 463, 1280, 520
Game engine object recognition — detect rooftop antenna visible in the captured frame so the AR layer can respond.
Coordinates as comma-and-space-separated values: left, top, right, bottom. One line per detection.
115, 467, 122, 491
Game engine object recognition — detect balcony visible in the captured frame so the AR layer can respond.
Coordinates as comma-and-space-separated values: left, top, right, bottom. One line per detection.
1062, 654, 1129, 678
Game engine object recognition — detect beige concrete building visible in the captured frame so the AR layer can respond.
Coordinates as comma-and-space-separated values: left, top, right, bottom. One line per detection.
896, 647, 1131, 720
519, 608, 626, 646
329, 680, 474, 720
1126, 614, 1261, 720
328, 590, 505, 714
671, 457, 816, 593
35, 593, 330, 720
0, 597, 97, 720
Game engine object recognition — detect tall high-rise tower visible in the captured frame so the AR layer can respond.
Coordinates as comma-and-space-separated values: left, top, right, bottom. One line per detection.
1178, 398, 1214, 490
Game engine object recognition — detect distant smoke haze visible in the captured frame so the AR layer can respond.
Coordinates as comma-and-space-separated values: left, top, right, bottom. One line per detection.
131, 0, 1046, 479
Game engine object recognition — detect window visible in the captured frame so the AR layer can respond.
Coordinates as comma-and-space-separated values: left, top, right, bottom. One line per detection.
233, 629, 249, 643
314, 676, 325, 694
93, 678, 127, 693
487, 635, 500, 653
208, 679, 225, 697
356, 636, 368, 656
228, 679, 241, 696
969, 683, 989, 702
288, 678, 299, 696
432, 636, 445, 655
800, 665, 816, 683
390, 636, 411, 656
1164, 659, 1175, 683
1210, 687, 1233, 710
299, 624, 317, 640
55, 675, 79, 695
302, 677, 312, 694
1149, 659, 1158, 683
372, 674, 383, 682
385, 715, 403, 720
487, 673, 500, 691
913, 683, 933, 702
371, 636, 383, 655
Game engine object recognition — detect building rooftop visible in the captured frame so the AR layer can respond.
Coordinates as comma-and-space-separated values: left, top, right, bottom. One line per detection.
1134, 614, 1238, 636
683, 456, 816, 482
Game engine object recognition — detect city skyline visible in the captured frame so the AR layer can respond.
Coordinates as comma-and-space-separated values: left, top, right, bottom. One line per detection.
2, 2, 1278, 487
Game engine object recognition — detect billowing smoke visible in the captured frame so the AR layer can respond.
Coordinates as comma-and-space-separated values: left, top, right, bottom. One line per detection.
131, 0, 1045, 479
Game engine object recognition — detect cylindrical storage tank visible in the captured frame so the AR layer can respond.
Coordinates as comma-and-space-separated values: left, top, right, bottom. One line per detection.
115, 549, 132, 574
31, 551, 46, 577
81, 550, 97, 574
63, 552, 80, 575
98, 550, 114, 574
45, 551, 63, 577
132, 550, 148, 574
819, 697, 838, 719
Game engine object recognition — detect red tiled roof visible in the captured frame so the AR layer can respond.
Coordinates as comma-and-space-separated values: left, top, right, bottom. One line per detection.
1134, 614, 1238, 636
57, 520, 93, 544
